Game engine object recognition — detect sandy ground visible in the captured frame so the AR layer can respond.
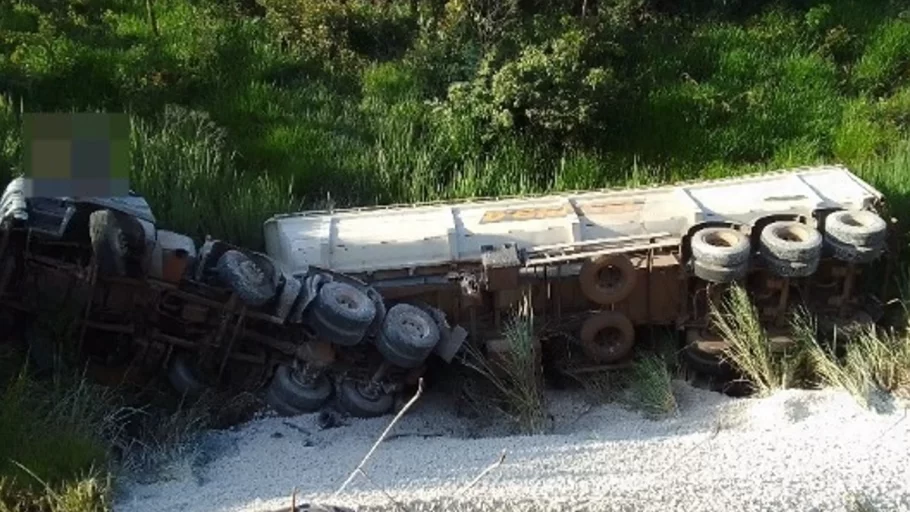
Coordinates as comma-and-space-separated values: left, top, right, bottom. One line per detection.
115, 383, 910, 512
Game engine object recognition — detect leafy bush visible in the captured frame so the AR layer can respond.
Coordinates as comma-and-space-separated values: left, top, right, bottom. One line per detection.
439, 21, 620, 144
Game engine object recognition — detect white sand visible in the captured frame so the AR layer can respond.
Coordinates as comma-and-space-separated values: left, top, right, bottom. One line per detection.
115, 383, 910, 512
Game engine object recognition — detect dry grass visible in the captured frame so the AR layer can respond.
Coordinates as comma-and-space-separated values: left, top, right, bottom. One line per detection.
710, 285, 817, 395
710, 285, 780, 395
461, 294, 548, 435
805, 323, 910, 407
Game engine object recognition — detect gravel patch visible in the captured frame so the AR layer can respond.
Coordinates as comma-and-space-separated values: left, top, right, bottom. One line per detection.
114, 383, 910, 512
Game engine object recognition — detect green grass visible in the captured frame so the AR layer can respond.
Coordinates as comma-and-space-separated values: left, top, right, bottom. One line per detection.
0, 340, 213, 512
626, 354, 678, 419
0, 367, 120, 511
4, 1, 910, 507
461, 295, 548, 435
805, 323, 910, 408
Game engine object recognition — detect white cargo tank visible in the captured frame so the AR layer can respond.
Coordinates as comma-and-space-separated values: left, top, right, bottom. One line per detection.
262, 165, 884, 275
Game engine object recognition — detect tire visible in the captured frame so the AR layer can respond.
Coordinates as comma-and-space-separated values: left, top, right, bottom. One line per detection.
267, 365, 332, 413
759, 221, 822, 263
682, 329, 735, 378
761, 252, 819, 278
89, 209, 145, 277
264, 386, 305, 417
692, 259, 747, 283
374, 303, 441, 369
824, 236, 883, 264
824, 210, 887, 248
579, 310, 635, 364
215, 250, 278, 307
691, 227, 750, 267
167, 353, 208, 399
337, 379, 394, 418
579, 254, 638, 305
308, 281, 376, 346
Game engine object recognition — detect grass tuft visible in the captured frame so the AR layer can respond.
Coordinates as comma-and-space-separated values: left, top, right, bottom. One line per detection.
710, 285, 778, 395
461, 294, 548, 435
805, 323, 910, 408
626, 354, 678, 419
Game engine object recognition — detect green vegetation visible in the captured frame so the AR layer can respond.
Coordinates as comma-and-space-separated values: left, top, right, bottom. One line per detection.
461, 295, 547, 435
626, 354, 678, 418
0, 343, 212, 512
4, 1, 910, 509
2, 0, 910, 247
706, 284, 910, 407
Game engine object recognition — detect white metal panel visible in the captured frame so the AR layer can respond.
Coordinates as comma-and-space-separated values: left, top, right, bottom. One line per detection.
261, 165, 884, 274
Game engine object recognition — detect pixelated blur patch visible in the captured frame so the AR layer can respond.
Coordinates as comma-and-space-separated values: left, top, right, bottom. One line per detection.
22, 112, 130, 197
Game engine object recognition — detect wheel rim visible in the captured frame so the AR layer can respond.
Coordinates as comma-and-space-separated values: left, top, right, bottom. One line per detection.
399, 315, 427, 340
239, 259, 264, 284
597, 265, 623, 290
595, 326, 624, 356
704, 230, 739, 248
289, 366, 320, 388
335, 289, 360, 311
356, 381, 382, 401
774, 224, 809, 243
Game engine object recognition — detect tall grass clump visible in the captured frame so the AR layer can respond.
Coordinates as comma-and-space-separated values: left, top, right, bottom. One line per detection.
626, 354, 678, 418
461, 294, 547, 434
710, 285, 811, 394
0, 366, 126, 511
804, 322, 910, 408
130, 105, 300, 249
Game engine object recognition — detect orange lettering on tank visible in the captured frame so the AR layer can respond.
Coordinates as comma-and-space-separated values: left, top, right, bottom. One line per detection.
479, 205, 572, 224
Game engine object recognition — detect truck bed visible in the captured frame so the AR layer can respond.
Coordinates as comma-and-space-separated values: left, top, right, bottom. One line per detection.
263, 165, 883, 274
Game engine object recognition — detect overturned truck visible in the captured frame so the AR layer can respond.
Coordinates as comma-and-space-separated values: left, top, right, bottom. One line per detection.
263, 165, 896, 382
0, 165, 897, 417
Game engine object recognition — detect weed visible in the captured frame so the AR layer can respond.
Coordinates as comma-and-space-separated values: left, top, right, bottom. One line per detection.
626, 354, 678, 418
806, 324, 910, 407
709, 285, 778, 395
460, 294, 548, 435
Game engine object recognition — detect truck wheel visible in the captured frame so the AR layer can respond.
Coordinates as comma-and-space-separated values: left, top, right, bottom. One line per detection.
264, 386, 305, 417
374, 303, 441, 369
89, 209, 145, 277
579, 310, 635, 364
824, 210, 887, 248
692, 259, 747, 283
167, 352, 208, 400
759, 221, 821, 264
267, 364, 332, 413
824, 236, 883, 264
308, 281, 376, 346
761, 253, 818, 278
682, 329, 736, 378
338, 379, 394, 418
579, 254, 638, 306
215, 250, 278, 307
691, 227, 750, 267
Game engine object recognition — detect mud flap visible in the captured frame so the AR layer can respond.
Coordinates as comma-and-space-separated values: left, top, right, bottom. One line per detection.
289, 273, 329, 324
272, 270, 302, 322
412, 301, 468, 364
